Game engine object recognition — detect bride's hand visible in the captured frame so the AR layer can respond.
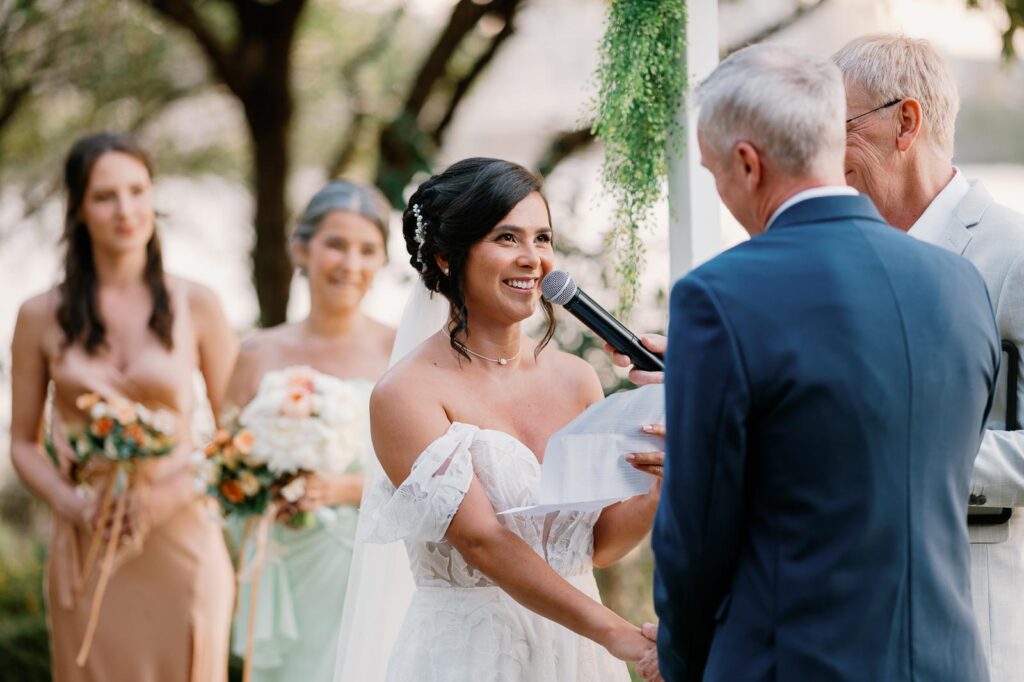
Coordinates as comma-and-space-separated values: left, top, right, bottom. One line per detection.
603, 624, 656, 663
637, 622, 663, 681
626, 423, 664, 495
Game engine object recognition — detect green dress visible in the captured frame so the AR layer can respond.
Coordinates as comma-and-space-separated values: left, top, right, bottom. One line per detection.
230, 378, 372, 682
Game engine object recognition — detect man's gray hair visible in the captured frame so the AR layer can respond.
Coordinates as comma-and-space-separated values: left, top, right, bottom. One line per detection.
832, 34, 958, 157
696, 44, 846, 177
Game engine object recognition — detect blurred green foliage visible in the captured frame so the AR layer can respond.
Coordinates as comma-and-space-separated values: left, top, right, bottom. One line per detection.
0, 493, 50, 682
967, 0, 1024, 59
592, 0, 686, 318
0, 1, 442, 206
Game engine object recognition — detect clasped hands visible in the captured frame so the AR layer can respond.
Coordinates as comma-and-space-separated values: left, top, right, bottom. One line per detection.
637, 622, 662, 681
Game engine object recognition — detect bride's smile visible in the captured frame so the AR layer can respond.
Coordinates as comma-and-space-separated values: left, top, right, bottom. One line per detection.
461, 191, 554, 323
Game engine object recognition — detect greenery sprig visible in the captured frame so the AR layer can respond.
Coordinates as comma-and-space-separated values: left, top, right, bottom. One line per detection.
592, 0, 686, 317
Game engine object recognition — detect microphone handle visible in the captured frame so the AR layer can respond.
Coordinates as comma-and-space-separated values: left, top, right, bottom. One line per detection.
567, 290, 665, 373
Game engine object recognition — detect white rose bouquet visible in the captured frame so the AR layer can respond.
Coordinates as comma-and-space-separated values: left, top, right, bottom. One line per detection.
202, 366, 365, 527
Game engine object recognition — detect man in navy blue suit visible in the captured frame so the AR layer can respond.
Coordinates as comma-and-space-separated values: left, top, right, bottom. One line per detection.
650, 45, 999, 682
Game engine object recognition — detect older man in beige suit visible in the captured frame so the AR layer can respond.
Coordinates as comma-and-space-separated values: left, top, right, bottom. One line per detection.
834, 34, 1024, 680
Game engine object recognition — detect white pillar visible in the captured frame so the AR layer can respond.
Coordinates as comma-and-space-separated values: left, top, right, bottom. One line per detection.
668, 0, 720, 282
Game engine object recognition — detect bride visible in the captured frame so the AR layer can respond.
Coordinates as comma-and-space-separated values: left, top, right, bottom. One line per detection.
357, 157, 660, 680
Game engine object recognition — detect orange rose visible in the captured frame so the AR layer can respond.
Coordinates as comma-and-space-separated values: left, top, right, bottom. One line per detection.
75, 393, 101, 411
212, 429, 232, 447
91, 416, 115, 438
111, 399, 137, 424
123, 423, 145, 444
204, 441, 220, 458
221, 444, 240, 468
220, 479, 245, 504
232, 429, 255, 455
280, 389, 313, 419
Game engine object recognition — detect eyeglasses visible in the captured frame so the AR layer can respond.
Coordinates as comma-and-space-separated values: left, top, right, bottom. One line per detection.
845, 98, 902, 125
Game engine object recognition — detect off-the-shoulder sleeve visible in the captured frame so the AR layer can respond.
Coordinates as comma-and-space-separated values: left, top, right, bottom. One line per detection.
358, 423, 477, 544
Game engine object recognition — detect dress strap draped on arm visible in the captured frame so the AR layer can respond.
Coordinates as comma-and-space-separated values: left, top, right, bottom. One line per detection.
358, 423, 478, 544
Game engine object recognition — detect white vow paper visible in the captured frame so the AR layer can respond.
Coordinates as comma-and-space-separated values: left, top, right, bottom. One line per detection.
500, 384, 664, 516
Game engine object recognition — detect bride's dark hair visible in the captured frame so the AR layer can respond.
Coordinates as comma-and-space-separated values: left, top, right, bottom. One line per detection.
403, 157, 555, 361
58, 132, 173, 354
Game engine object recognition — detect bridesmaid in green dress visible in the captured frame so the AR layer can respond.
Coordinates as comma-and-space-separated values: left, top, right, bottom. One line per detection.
223, 180, 395, 682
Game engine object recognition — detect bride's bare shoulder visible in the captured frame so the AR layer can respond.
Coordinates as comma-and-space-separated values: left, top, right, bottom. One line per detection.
536, 346, 605, 405
370, 337, 454, 479
372, 337, 448, 405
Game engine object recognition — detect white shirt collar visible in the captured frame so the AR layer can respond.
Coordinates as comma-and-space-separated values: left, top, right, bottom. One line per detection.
907, 167, 970, 245
765, 185, 859, 231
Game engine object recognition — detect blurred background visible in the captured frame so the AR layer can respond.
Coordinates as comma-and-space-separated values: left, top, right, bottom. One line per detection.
0, 0, 1021, 678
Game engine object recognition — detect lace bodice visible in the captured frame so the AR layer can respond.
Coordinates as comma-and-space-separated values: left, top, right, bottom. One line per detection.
360, 422, 599, 587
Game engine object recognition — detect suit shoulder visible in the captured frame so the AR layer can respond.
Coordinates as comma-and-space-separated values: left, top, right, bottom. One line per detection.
975, 200, 1024, 253
671, 241, 766, 304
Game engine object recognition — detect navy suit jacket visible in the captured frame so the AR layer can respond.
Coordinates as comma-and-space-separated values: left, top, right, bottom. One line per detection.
654, 195, 998, 681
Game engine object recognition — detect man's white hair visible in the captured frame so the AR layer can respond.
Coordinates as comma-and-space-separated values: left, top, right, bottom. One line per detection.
833, 34, 959, 157
696, 44, 846, 178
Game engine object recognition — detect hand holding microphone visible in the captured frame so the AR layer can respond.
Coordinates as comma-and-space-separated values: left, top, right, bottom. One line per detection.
541, 270, 664, 373
607, 335, 666, 386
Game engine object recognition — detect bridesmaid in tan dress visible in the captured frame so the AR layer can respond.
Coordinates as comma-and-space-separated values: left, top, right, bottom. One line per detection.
8, 132, 237, 681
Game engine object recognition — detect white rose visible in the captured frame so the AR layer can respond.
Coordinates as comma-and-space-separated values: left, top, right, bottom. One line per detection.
238, 470, 261, 497
150, 410, 177, 436
280, 476, 306, 503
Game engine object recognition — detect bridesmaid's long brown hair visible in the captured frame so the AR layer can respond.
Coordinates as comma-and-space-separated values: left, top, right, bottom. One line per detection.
57, 132, 173, 354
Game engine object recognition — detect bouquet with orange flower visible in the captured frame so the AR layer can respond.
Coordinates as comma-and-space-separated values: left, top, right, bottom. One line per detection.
70, 393, 176, 472
66, 393, 177, 667
200, 366, 366, 682
202, 366, 364, 527
201, 426, 278, 517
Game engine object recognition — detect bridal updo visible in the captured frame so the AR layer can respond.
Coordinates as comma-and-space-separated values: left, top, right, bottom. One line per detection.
403, 157, 556, 360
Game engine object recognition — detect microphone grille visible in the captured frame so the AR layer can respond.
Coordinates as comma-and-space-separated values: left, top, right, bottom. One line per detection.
541, 270, 577, 305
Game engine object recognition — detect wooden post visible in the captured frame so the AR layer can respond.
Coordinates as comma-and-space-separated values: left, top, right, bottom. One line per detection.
668, 0, 720, 282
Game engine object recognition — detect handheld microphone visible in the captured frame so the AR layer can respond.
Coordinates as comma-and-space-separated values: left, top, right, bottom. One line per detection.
541, 270, 664, 373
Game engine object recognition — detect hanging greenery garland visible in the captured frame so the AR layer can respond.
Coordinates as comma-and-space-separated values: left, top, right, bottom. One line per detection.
592, 0, 687, 316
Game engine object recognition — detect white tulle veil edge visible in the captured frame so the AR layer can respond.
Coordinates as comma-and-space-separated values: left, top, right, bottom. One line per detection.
333, 278, 449, 681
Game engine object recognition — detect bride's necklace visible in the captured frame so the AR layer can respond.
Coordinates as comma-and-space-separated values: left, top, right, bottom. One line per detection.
443, 331, 520, 366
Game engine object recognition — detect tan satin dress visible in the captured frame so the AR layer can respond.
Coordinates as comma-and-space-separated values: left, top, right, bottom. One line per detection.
44, 284, 233, 682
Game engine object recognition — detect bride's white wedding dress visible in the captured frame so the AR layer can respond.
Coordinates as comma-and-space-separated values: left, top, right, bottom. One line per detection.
359, 421, 630, 682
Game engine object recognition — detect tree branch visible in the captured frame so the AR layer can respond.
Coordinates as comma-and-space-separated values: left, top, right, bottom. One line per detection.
722, 0, 831, 58
327, 7, 406, 177
373, 0, 523, 204
144, 0, 237, 89
535, 127, 595, 177
431, 3, 520, 144
401, 0, 498, 119
0, 81, 30, 131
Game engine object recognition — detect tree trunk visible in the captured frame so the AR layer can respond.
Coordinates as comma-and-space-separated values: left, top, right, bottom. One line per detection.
143, 0, 307, 326
247, 108, 292, 326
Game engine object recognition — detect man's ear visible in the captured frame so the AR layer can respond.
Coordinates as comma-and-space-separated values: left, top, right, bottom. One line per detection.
896, 98, 923, 153
735, 141, 762, 191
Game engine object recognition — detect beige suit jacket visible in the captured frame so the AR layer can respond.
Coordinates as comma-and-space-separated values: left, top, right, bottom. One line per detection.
927, 181, 1024, 682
